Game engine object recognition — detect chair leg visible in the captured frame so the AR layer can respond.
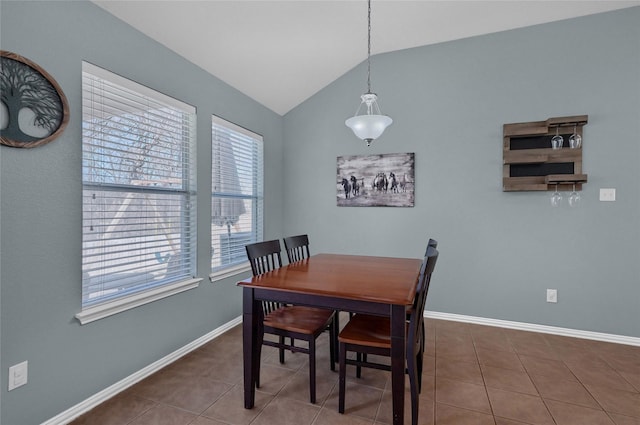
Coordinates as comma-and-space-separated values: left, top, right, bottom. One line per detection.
329, 321, 336, 371
420, 321, 425, 366
411, 384, 419, 425
407, 346, 419, 425
333, 311, 340, 363
256, 327, 264, 388
279, 335, 285, 364
309, 338, 316, 404
417, 345, 424, 393
417, 321, 426, 393
338, 342, 347, 413
355, 353, 368, 378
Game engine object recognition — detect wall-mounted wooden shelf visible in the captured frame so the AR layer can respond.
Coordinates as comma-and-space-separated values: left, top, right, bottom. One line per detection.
503, 115, 587, 192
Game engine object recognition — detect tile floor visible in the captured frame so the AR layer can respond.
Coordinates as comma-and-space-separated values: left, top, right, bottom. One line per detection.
70, 316, 640, 425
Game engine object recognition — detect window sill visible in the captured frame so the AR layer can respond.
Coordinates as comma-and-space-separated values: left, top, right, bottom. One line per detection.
75, 278, 202, 325
210, 262, 251, 283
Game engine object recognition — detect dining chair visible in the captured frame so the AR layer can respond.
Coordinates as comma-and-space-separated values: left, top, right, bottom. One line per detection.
245, 239, 337, 404
418, 238, 438, 351
283, 234, 310, 263
338, 247, 438, 425
425, 238, 438, 256
282, 234, 342, 358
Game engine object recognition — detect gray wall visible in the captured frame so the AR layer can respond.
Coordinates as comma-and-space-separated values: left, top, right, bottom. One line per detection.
1, 2, 639, 424
283, 8, 640, 336
0, 2, 283, 424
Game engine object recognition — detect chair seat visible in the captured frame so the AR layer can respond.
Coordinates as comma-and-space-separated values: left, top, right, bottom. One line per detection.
265, 306, 335, 334
339, 314, 409, 349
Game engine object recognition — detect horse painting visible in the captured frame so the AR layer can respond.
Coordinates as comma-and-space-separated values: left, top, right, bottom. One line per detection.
337, 152, 415, 207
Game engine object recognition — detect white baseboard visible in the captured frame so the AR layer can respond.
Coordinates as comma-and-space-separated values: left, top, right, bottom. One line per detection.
42, 316, 243, 425
425, 311, 640, 347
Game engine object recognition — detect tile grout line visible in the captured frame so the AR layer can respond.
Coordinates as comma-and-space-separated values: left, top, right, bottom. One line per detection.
469, 327, 500, 424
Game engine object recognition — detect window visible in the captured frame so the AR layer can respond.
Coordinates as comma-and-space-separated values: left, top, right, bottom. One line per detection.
78, 62, 199, 323
211, 115, 263, 279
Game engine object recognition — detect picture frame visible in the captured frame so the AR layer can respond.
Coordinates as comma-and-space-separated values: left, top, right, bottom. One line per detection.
337, 152, 415, 207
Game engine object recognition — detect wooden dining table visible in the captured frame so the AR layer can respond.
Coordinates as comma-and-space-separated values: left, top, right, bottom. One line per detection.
238, 253, 423, 425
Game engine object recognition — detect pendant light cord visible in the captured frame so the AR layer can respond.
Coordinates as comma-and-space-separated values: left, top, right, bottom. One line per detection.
367, 0, 372, 94
345, 0, 392, 145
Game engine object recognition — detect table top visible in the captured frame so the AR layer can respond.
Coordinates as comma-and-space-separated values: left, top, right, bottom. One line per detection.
238, 253, 422, 306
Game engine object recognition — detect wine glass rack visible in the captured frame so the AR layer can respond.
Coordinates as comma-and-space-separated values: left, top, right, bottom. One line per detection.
503, 115, 588, 192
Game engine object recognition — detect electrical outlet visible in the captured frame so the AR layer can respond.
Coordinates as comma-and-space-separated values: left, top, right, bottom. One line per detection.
8, 361, 28, 391
600, 188, 616, 201
546, 289, 558, 303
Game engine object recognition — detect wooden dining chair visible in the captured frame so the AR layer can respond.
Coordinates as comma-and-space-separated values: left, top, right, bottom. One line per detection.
425, 237, 438, 256
417, 238, 438, 351
283, 234, 342, 358
245, 239, 337, 404
338, 247, 438, 425
283, 234, 310, 263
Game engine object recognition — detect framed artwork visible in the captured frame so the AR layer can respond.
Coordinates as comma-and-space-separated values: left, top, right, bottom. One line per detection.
337, 152, 415, 207
0, 50, 69, 148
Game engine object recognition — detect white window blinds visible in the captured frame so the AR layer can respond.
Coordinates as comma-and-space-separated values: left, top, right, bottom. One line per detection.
81, 62, 197, 309
211, 116, 263, 275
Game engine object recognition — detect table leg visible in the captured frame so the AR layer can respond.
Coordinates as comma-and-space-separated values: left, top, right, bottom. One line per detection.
242, 287, 258, 409
390, 304, 406, 425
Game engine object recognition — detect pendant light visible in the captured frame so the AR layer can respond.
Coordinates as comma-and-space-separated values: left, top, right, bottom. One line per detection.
345, 0, 392, 146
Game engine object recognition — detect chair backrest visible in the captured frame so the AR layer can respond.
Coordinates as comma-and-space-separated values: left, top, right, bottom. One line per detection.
408, 247, 438, 352
424, 238, 438, 256
283, 234, 310, 263
245, 240, 284, 314
245, 239, 283, 276
417, 240, 437, 291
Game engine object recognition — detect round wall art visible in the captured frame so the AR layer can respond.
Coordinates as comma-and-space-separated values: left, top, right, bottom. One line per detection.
0, 50, 70, 148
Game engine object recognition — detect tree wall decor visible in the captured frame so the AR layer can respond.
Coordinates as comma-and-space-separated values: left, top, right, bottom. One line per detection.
0, 50, 69, 148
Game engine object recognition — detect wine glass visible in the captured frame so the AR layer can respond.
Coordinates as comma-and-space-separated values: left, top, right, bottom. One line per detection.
568, 184, 581, 207
551, 126, 563, 149
569, 124, 582, 149
550, 184, 563, 207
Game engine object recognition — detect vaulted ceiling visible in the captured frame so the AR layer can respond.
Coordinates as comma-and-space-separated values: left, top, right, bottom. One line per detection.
92, 1, 640, 115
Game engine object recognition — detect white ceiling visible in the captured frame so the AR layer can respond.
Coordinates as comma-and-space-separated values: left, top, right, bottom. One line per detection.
92, 0, 639, 116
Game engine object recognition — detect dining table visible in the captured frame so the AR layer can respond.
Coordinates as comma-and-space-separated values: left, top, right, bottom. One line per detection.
238, 253, 423, 425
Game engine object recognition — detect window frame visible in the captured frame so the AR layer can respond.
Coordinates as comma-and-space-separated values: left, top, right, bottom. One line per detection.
77, 62, 201, 324
209, 115, 264, 282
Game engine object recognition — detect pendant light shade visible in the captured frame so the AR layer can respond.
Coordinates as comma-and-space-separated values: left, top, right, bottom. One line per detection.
345, 0, 392, 146
345, 93, 392, 146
